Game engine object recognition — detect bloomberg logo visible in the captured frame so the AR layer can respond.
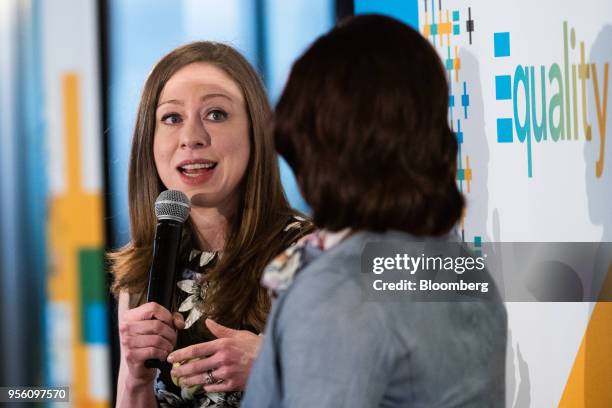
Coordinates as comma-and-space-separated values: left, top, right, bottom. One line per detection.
494, 22, 609, 178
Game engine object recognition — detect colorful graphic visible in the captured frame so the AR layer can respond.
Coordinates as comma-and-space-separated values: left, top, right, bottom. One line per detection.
420, 0, 479, 246
355, 0, 612, 406
47, 73, 109, 407
494, 23, 609, 178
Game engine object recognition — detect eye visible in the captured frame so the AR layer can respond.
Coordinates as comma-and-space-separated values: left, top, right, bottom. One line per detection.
205, 109, 228, 122
161, 113, 182, 125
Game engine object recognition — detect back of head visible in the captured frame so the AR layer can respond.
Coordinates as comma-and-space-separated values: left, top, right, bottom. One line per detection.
275, 14, 464, 236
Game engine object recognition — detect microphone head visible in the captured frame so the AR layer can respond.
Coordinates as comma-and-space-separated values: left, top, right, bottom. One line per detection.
155, 190, 191, 223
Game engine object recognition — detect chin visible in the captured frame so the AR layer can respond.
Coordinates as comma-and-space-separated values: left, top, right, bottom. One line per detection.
191, 189, 240, 210
189, 191, 221, 207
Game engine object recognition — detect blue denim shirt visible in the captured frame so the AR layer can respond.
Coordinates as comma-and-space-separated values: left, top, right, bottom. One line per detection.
243, 230, 507, 407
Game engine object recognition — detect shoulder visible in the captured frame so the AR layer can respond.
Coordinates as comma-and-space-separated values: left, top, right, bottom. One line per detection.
263, 231, 507, 404
271, 233, 393, 342
274, 229, 506, 340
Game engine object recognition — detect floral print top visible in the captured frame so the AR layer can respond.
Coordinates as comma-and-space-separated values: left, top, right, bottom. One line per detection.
154, 249, 244, 408
154, 216, 309, 408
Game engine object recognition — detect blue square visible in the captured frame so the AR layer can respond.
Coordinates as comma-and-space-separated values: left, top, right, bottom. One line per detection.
446, 57, 454, 71
85, 303, 108, 344
453, 24, 460, 35
497, 118, 513, 143
355, 0, 420, 29
495, 75, 512, 100
457, 168, 465, 181
456, 129, 463, 144
452, 10, 460, 21
449, 94, 455, 108
494, 32, 511, 57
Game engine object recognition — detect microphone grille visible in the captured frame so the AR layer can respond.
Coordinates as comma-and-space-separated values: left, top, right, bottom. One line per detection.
155, 190, 191, 223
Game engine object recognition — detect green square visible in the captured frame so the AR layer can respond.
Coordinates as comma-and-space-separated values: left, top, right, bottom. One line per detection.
79, 248, 106, 304
453, 24, 460, 35
452, 10, 460, 21
79, 247, 108, 343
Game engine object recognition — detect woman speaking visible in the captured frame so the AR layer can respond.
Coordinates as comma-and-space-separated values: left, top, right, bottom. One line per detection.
110, 42, 311, 407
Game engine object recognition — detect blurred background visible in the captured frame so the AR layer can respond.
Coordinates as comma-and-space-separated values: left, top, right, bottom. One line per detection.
0, 0, 351, 406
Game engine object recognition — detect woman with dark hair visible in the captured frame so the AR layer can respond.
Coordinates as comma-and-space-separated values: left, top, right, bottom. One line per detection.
243, 15, 507, 407
110, 42, 312, 407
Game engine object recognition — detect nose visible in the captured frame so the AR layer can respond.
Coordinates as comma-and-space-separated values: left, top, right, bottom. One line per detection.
180, 115, 210, 149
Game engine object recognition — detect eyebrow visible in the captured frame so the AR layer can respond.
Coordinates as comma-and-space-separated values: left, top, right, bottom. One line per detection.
157, 93, 233, 108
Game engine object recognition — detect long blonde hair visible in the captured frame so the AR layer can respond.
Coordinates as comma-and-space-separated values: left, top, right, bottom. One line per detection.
109, 42, 312, 332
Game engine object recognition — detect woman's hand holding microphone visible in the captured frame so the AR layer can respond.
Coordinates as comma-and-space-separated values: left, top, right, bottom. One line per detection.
119, 302, 185, 387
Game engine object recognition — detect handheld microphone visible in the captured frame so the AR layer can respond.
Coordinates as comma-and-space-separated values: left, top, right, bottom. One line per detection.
144, 190, 190, 368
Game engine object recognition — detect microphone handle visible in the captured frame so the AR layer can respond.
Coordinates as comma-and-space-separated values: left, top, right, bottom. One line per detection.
145, 219, 183, 369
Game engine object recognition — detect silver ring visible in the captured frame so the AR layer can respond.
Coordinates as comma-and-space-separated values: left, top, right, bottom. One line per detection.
206, 370, 216, 385
206, 369, 224, 385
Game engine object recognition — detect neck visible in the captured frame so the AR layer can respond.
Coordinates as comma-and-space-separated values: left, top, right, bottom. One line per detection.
189, 206, 235, 252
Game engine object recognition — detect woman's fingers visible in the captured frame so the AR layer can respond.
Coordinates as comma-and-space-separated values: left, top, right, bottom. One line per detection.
169, 340, 235, 391
167, 338, 227, 363
179, 367, 233, 391
117, 301, 181, 387
124, 302, 174, 325
124, 345, 169, 364
124, 334, 174, 354
121, 319, 177, 343
169, 330, 262, 392
166, 323, 262, 392
118, 302, 181, 371
170, 352, 226, 378
173, 312, 185, 330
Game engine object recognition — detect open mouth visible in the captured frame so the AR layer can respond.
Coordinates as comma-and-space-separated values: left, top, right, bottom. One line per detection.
177, 160, 218, 177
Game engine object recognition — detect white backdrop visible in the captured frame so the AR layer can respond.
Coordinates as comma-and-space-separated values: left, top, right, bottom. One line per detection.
417, 1, 611, 406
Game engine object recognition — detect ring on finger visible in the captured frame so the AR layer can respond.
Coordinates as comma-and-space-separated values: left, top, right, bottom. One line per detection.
206, 369, 223, 385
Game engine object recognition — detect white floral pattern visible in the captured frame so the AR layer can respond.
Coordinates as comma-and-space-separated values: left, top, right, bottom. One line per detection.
155, 255, 243, 407
177, 251, 216, 329
177, 273, 206, 329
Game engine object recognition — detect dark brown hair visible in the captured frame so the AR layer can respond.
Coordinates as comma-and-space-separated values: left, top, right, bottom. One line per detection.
274, 14, 463, 236
109, 42, 312, 332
